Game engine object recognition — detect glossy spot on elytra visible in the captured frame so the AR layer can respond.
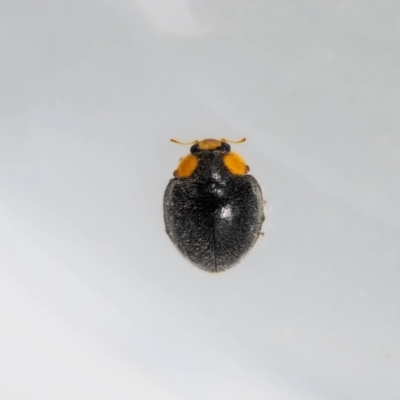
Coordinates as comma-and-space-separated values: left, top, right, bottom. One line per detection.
219, 205, 233, 221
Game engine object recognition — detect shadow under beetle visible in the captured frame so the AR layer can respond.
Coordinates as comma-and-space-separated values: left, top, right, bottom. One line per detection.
163, 138, 265, 273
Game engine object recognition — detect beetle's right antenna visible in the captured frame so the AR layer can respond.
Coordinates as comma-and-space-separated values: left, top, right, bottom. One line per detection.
221, 138, 246, 144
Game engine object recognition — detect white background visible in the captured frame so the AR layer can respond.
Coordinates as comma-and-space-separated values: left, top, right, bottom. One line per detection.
1, 1, 400, 399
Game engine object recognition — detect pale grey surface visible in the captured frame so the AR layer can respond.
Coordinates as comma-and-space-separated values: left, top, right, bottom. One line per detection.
1, 1, 400, 399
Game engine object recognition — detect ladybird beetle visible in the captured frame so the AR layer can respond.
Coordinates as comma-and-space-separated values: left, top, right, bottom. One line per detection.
163, 138, 265, 273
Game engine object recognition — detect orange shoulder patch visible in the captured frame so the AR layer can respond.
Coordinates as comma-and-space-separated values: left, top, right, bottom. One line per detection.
174, 154, 198, 178
223, 152, 249, 175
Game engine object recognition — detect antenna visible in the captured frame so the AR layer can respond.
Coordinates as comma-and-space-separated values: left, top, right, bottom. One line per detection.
221, 138, 246, 144
170, 139, 199, 145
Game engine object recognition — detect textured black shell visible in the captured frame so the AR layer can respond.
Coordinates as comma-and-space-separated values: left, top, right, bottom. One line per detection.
164, 149, 264, 272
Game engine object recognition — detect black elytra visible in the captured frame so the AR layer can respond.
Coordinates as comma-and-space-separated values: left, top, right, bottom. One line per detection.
163, 138, 265, 272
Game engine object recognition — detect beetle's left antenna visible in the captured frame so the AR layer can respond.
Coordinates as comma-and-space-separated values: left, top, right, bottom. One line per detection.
171, 139, 199, 145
